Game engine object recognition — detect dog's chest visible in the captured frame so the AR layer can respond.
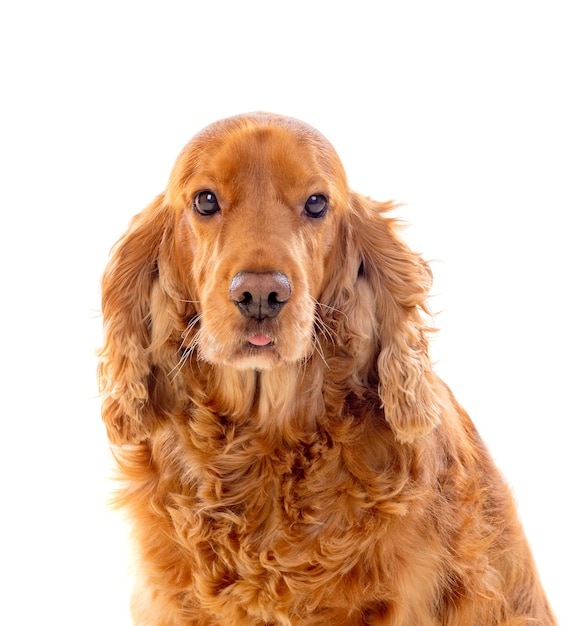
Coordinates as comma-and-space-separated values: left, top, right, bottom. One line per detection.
204, 433, 365, 531
159, 413, 416, 619
178, 424, 399, 576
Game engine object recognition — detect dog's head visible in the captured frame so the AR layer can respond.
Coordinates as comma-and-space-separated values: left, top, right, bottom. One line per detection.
166, 113, 350, 370
99, 113, 441, 444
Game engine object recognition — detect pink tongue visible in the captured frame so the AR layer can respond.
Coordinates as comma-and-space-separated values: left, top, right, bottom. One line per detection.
248, 333, 273, 346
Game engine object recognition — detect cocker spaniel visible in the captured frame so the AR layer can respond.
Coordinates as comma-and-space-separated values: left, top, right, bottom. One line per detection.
99, 112, 555, 625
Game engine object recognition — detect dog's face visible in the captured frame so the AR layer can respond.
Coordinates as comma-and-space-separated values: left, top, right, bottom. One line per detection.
167, 113, 350, 371
101, 112, 441, 444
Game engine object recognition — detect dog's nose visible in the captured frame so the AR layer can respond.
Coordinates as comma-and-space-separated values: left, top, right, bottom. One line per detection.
229, 271, 291, 320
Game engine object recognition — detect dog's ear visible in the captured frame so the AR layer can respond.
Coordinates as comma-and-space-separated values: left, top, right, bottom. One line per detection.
323, 193, 442, 443
98, 194, 183, 445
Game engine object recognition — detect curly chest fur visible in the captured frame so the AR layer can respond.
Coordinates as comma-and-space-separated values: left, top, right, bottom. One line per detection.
141, 397, 428, 622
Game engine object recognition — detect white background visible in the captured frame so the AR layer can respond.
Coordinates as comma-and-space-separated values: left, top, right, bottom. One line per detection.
1, 1, 577, 624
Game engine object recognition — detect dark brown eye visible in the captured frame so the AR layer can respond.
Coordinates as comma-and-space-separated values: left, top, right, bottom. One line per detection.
193, 191, 221, 216
304, 194, 328, 218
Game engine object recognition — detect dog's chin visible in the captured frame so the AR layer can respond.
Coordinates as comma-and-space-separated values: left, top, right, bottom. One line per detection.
228, 348, 283, 372
198, 335, 311, 372
225, 342, 307, 371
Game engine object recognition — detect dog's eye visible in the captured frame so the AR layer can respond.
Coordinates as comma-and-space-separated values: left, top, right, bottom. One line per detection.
304, 194, 328, 218
193, 191, 221, 216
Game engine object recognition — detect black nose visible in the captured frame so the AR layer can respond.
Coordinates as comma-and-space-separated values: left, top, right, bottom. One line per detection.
229, 271, 291, 320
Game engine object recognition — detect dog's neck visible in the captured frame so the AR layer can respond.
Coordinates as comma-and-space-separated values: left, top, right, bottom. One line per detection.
200, 359, 326, 444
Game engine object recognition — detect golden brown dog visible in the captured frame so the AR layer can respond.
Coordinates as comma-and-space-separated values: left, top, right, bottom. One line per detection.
99, 112, 555, 625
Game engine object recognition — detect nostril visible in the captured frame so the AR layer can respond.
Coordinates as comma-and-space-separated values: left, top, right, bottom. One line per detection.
268, 275, 291, 304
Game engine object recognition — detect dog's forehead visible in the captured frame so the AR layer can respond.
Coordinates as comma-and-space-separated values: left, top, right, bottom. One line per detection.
171, 113, 347, 193
195, 112, 330, 148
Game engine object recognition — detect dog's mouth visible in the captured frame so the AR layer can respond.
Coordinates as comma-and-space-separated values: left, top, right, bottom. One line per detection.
219, 331, 280, 371
195, 300, 315, 369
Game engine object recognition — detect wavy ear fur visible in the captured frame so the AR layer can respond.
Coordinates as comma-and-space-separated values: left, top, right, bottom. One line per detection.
98, 195, 184, 445
325, 193, 442, 443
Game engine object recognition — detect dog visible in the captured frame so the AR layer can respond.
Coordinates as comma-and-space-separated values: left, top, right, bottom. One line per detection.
99, 112, 555, 624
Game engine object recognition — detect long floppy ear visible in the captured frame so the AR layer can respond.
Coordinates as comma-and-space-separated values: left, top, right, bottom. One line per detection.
98, 194, 183, 445
325, 193, 442, 443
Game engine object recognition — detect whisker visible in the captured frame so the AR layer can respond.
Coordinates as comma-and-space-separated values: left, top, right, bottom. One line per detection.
313, 308, 337, 347
168, 352, 188, 381
169, 314, 203, 381
169, 341, 199, 381
315, 300, 347, 318
312, 333, 330, 369
180, 314, 202, 346
315, 317, 335, 345
175, 297, 202, 305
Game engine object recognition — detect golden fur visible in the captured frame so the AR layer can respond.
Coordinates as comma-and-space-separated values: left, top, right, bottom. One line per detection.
99, 113, 555, 625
